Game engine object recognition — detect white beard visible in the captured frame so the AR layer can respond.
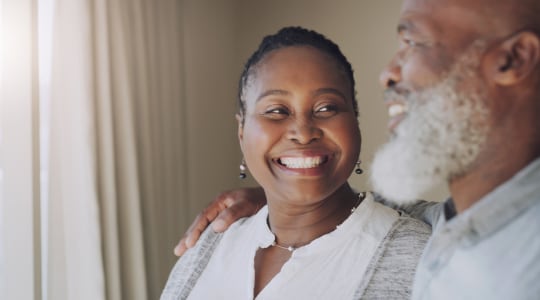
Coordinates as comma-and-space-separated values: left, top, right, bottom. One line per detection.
371, 46, 489, 204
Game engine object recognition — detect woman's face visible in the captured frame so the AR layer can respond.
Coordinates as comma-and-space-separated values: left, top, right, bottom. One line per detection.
238, 46, 361, 203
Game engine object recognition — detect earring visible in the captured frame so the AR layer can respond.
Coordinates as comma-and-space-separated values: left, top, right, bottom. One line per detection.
239, 158, 247, 179
355, 161, 363, 174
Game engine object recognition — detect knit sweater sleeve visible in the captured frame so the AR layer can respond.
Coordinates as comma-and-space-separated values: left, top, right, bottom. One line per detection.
372, 192, 445, 226
354, 214, 432, 299
160, 228, 223, 300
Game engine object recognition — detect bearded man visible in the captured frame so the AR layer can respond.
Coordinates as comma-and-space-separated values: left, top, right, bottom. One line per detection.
173, 0, 540, 298
371, 0, 540, 298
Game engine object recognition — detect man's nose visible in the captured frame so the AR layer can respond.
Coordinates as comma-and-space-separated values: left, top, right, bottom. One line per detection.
286, 116, 323, 145
379, 56, 402, 88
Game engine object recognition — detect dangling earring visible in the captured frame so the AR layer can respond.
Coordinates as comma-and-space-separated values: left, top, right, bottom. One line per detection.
355, 160, 363, 175
239, 158, 247, 179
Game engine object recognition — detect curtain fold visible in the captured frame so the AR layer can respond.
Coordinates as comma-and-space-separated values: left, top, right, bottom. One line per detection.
92, 0, 148, 299
48, 0, 187, 299
48, 0, 105, 299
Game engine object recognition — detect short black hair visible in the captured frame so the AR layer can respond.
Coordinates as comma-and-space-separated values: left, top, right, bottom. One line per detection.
237, 26, 358, 124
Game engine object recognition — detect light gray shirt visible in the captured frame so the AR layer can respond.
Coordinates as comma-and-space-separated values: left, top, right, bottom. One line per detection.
410, 158, 540, 300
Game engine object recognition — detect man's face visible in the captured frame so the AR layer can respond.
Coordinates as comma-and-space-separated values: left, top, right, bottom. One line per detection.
371, 0, 491, 203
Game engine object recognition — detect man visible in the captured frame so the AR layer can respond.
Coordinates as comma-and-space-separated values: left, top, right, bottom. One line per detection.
175, 0, 540, 298
371, 0, 540, 298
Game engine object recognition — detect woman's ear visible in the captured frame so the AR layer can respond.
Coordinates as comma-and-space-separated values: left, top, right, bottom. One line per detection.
486, 31, 540, 86
236, 113, 244, 143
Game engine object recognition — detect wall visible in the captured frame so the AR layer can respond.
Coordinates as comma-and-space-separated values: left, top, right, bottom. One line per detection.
183, 0, 243, 221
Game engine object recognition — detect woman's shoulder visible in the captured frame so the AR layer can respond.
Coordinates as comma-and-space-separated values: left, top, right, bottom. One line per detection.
161, 227, 224, 299
353, 212, 431, 299
391, 212, 433, 241
374, 208, 432, 256
161, 209, 268, 299
363, 195, 432, 264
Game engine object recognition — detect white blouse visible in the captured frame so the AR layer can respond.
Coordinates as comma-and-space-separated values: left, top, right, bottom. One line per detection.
188, 192, 399, 300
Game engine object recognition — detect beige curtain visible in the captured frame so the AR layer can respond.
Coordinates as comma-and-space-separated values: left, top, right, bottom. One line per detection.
49, 0, 187, 299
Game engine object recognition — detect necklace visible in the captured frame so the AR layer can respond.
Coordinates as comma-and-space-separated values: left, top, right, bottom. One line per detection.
270, 241, 296, 252
350, 192, 365, 214
270, 192, 366, 252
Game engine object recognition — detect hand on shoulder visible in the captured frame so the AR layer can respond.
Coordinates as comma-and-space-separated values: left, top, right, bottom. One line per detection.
174, 187, 266, 256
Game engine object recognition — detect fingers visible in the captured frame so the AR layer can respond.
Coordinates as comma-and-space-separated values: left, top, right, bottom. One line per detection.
185, 215, 209, 247
173, 218, 205, 257
211, 201, 252, 232
174, 238, 189, 256
173, 187, 267, 257
174, 202, 224, 257
211, 187, 266, 232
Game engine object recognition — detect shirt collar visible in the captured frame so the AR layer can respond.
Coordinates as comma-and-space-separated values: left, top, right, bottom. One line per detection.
441, 157, 540, 243
251, 193, 394, 254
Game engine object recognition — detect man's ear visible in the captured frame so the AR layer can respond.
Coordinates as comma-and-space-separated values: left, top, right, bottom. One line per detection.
486, 31, 540, 86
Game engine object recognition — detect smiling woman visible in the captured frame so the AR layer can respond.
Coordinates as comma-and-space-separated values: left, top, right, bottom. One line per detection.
161, 27, 431, 300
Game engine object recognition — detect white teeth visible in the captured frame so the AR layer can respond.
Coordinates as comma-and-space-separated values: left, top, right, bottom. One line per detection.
280, 157, 323, 169
388, 104, 407, 117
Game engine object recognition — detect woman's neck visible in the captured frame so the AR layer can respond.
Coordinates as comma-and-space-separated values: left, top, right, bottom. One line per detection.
265, 184, 360, 249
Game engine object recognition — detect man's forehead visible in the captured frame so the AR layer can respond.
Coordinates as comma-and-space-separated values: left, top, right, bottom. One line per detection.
401, 0, 435, 13
400, 0, 487, 20
401, 0, 479, 12
398, 0, 487, 38
397, 5, 441, 37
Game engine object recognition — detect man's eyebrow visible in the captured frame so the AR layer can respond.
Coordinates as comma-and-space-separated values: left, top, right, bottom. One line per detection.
398, 19, 421, 35
256, 89, 290, 102
397, 22, 410, 34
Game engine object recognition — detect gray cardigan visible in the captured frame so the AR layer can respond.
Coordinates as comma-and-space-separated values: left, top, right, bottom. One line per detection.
162, 213, 431, 300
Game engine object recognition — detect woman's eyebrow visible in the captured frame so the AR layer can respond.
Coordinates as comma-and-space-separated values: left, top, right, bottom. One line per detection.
256, 88, 348, 102
312, 88, 348, 103
257, 89, 290, 102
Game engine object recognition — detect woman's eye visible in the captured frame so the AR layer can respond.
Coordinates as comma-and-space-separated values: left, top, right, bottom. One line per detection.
315, 105, 338, 118
263, 107, 289, 119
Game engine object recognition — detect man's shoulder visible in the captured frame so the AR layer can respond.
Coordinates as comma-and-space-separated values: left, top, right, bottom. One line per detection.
494, 198, 540, 249
492, 196, 540, 245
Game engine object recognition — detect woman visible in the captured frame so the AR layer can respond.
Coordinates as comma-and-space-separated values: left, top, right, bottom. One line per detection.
161, 27, 430, 299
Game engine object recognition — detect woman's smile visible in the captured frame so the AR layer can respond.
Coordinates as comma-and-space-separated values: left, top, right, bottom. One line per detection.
271, 150, 335, 178
277, 155, 328, 169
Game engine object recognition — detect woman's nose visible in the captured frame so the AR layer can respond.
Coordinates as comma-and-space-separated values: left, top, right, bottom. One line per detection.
286, 117, 323, 145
